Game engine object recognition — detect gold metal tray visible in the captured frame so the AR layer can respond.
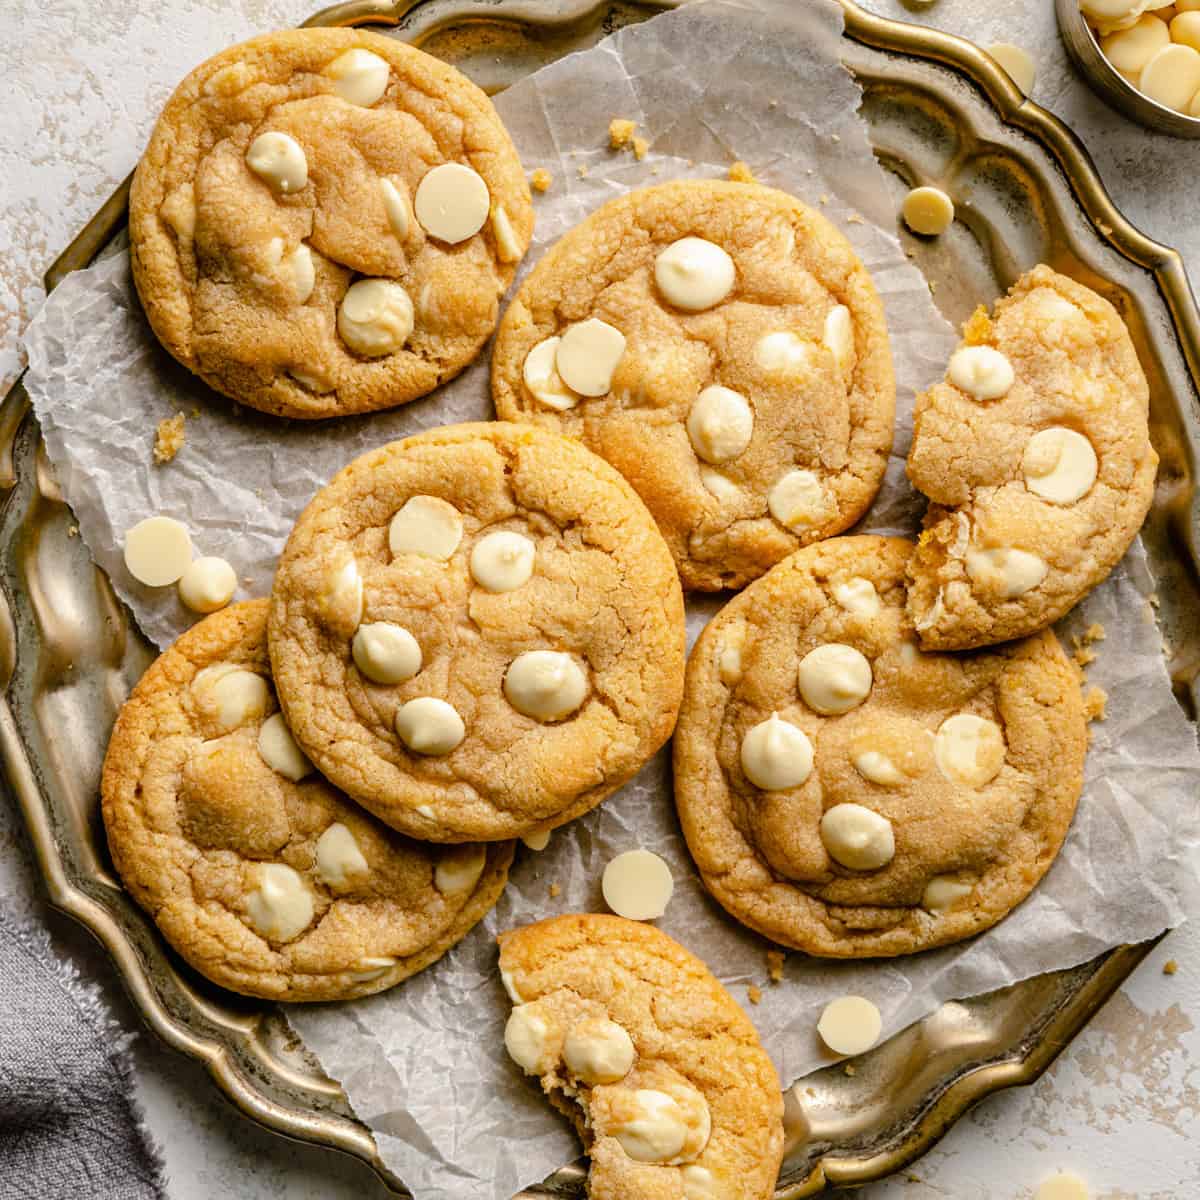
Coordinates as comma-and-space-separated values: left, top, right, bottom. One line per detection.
5, 1, 1197, 1195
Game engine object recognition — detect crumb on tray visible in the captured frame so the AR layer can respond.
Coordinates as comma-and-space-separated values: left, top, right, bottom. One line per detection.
729, 160, 757, 184
548, 882, 561, 899
608, 118, 637, 149
747, 984, 763, 1005
68, 525, 78, 538
530, 167, 552, 193
153, 413, 186, 465
843, 1064, 856, 1077
1083, 685, 1108, 723
1164, 958, 1179, 976
632, 136, 649, 161
577, 164, 589, 179
766, 949, 786, 982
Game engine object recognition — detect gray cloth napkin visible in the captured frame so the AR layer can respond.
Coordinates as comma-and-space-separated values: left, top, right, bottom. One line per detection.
0, 903, 167, 1200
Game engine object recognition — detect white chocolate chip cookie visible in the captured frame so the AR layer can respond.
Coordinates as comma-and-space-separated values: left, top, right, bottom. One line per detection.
491, 180, 896, 591
906, 265, 1157, 650
499, 914, 783, 1200
100, 600, 512, 1001
268, 423, 685, 843
129, 29, 533, 419
673, 536, 1087, 957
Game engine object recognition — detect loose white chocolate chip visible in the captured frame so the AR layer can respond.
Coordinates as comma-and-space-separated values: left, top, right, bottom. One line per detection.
435, 844, 487, 895
820, 803, 895, 871
853, 749, 906, 786
244, 863, 314, 943
965, 545, 1047, 597
833, 577, 881, 617
491, 204, 522, 263
1174, 11, 1200, 52
522, 337, 579, 410
318, 558, 364, 632
797, 643, 873, 715
934, 713, 1005, 788
680, 1166, 720, 1200
654, 237, 736, 311
470, 531, 535, 593
193, 666, 271, 732
754, 331, 816, 374
562, 1017, 636, 1084
1035, 1172, 1090, 1200
555, 318, 626, 397
338, 279, 414, 357
352, 622, 422, 685
388, 495, 464, 560
610, 1089, 688, 1163
817, 995, 882, 1056
1022, 427, 1099, 504
901, 186, 955, 236
325, 48, 390, 106
947, 345, 1015, 400
921, 875, 974, 911
178, 556, 236, 613
245, 131, 308, 195
699, 468, 741, 501
395, 697, 465, 756
124, 516, 193, 587
1139, 43, 1200, 111
504, 1004, 556, 1074
414, 162, 490, 243
1102, 14, 1169, 73
379, 177, 411, 240
504, 651, 589, 721
686, 386, 754, 464
314, 822, 369, 887
602, 849, 674, 921
257, 712, 313, 782
740, 713, 814, 790
521, 829, 551, 852
822, 304, 854, 372
768, 469, 829, 530
987, 42, 1037, 93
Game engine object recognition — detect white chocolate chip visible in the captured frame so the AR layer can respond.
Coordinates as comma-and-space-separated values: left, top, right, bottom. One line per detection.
522, 337, 579, 410
395, 697, 465, 755
178, 556, 236, 613
318, 558, 363, 633
352, 622, 422, 685
470, 531, 535, 593
257, 712, 313, 782
914, 587, 946, 632
555, 318, 626, 397
686, 386, 754, 464
379, 177, 411, 240
288, 366, 336, 394
947, 345, 1014, 400
504, 1003, 556, 1073
124, 516, 193, 587
500, 968, 524, 1003
245, 131, 308, 195
797, 643, 873, 715
768, 469, 829, 530
817, 995, 882, 1056
699, 468, 741, 501
921, 875, 974, 911
504, 651, 589, 721
853, 749, 905, 786
680, 1166, 720, 1200
193, 666, 271, 732
1022, 427, 1098, 504
325, 48, 390, 106
987, 42, 1036, 93
654, 237, 736, 311
820, 803, 895, 871
822, 304, 854, 373
933, 713, 1005, 787
314, 822, 369, 887
244, 863, 314, 943
1139, 43, 1200, 112
521, 829, 551, 852
287, 245, 315, 304
349, 955, 398, 982
414, 162, 490, 243
563, 1017, 636, 1084
602, 849, 674, 921
740, 713, 814, 791
435, 844, 487, 895
965, 545, 1047, 598
338, 279, 414, 357
491, 204, 522, 263
610, 1089, 688, 1163
1102, 14, 1169, 72
160, 183, 196, 240
717, 624, 747, 686
902, 186, 955, 236
388, 495, 464, 560
1034, 1172, 1090, 1200
754, 331, 816, 374
832, 577, 881, 617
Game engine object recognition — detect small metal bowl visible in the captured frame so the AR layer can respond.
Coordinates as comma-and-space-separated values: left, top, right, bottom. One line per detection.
1056, 0, 1200, 137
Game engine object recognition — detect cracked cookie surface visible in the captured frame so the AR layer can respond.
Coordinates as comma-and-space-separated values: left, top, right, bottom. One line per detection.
906, 265, 1157, 649
268, 422, 685, 843
101, 599, 512, 1001
491, 180, 895, 591
673, 536, 1087, 958
499, 914, 783, 1200
130, 28, 532, 419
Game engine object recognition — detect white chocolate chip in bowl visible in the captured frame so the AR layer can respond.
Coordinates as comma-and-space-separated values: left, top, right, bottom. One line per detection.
686, 386, 754, 464
245, 131, 307, 195
947, 345, 1014, 400
797, 643, 873, 715
832, 577, 881, 618
192, 665, 271, 733
602, 849, 674, 920
124, 516, 192, 587
768, 469, 830, 531
817, 995, 882, 1056
819, 803, 895, 870
435, 844, 487, 895
178, 556, 237, 614
395, 696, 466, 756
654, 237, 736, 311
314, 821, 369, 887
1022, 427, 1098, 503
414, 162, 490, 243
470, 531, 535, 593
338, 279, 414, 357
965, 545, 1047, 598
522, 337, 579, 410
1101, 14, 1169, 74
244, 863, 314, 943
504, 651, 589, 721
257, 712, 313, 782
934, 713, 1005, 788
389, 495, 464, 560
352, 622, 422, 685
562, 1017, 636, 1084
555, 318, 626, 397
901, 186, 955, 236
1140, 43, 1200, 112
324, 47, 390, 106
379, 177, 411, 240
740, 713, 814, 791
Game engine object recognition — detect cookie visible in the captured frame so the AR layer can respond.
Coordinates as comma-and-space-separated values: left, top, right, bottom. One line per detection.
268, 422, 685, 843
129, 29, 532, 419
491, 180, 895, 591
906, 265, 1157, 649
673, 535, 1087, 958
101, 600, 512, 1001
499, 914, 784, 1200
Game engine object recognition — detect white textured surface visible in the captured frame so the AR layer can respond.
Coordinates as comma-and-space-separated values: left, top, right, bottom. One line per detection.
1, 1, 1199, 1198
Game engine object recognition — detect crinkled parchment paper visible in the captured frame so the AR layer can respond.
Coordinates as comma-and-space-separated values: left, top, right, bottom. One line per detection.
22, 2, 1200, 1197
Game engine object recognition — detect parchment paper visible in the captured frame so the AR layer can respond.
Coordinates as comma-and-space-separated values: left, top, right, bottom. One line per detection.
21, 2, 1200, 1198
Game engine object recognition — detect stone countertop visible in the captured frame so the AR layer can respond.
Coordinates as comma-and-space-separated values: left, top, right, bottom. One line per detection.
1, 1, 1196, 1197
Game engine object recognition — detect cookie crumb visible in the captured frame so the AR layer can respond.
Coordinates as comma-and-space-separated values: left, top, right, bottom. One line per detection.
961, 305, 993, 345
1073, 645, 1097, 668
766, 949, 786, 982
1164, 958, 1178, 975
748, 984, 763, 1005
843, 1063, 857, 1076
729, 160, 757, 184
805, 1086, 817, 1098
1148, 591, 1161, 609
577, 164, 590, 179
1083, 685, 1108, 722
1084, 622, 1106, 643
190, 407, 201, 418
846, 213, 865, 224
68, 525, 79, 538
548, 882, 561, 899
153, 413, 186, 465
818, 193, 830, 205
608, 118, 637, 150
768, 98, 779, 109
632, 136, 649, 161
242, 576, 254, 586
831, 133, 841, 143
530, 168, 552, 193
